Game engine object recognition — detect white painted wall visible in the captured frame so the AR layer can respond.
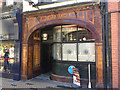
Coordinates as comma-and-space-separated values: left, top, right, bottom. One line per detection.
23, 0, 38, 12
23, 0, 99, 12
6, 0, 14, 6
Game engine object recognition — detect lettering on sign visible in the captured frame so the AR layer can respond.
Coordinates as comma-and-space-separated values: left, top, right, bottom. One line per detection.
0, 34, 9, 40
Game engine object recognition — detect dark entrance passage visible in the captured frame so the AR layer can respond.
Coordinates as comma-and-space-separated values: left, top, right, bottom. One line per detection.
27, 25, 55, 79
40, 26, 54, 74
41, 43, 53, 73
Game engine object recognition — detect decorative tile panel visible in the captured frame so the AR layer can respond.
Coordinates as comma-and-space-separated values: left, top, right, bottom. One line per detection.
86, 10, 94, 24
77, 11, 85, 20
25, 9, 94, 32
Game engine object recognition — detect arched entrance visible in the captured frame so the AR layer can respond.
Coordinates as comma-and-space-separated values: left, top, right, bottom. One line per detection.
21, 19, 103, 87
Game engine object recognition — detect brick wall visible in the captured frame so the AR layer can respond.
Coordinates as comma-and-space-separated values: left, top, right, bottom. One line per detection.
111, 13, 119, 88
118, 2, 120, 88
108, 1, 120, 88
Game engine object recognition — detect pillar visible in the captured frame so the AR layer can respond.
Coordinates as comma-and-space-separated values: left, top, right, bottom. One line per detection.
95, 42, 104, 88
21, 43, 28, 80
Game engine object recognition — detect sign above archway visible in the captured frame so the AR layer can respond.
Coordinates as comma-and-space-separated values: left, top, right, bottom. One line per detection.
26, 9, 94, 31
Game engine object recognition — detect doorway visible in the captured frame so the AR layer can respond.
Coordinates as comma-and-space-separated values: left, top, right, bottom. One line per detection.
40, 26, 54, 74
41, 43, 53, 73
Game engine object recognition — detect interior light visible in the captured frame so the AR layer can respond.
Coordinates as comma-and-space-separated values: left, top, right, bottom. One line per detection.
42, 33, 48, 40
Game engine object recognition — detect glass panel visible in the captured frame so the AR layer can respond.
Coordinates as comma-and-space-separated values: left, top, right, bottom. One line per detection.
53, 44, 61, 60
78, 43, 95, 62
62, 43, 77, 61
33, 31, 41, 40
78, 27, 95, 41
62, 25, 77, 42
53, 26, 61, 42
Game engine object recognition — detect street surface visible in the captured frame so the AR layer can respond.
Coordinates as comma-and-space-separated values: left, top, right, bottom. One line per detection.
1, 74, 86, 89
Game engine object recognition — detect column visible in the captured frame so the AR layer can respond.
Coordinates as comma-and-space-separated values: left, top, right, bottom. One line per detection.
21, 43, 28, 80
95, 42, 103, 88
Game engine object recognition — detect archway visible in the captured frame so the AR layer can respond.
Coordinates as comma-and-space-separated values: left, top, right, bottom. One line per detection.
21, 19, 103, 87
24, 19, 101, 43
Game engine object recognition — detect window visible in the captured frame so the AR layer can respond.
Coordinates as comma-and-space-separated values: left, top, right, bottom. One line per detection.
53, 44, 61, 60
62, 25, 77, 42
52, 25, 95, 62
78, 43, 95, 62
0, 42, 15, 73
53, 26, 61, 42
62, 43, 77, 61
6, 0, 14, 6
78, 27, 95, 41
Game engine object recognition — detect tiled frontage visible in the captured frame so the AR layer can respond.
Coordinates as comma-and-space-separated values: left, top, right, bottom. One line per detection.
21, 3, 103, 88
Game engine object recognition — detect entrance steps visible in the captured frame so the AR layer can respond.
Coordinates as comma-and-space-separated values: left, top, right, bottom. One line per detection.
35, 74, 51, 80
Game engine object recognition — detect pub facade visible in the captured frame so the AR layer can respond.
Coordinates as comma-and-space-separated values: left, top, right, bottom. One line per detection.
21, 1, 103, 88
1, 0, 120, 88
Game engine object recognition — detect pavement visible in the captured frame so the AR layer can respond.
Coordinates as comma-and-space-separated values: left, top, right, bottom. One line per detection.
0, 73, 87, 89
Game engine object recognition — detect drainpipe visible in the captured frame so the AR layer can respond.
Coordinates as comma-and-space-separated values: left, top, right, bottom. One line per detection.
105, 0, 109, 88
100, 0, 109, 88
108, 10, 120, 13
102, 0, 111, 88
18, 9, 22, 81
105, 0, 113, 88
100, 0, 107, 88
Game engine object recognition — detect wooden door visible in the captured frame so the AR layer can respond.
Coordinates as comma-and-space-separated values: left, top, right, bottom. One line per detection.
28, 31, 41, 79
33, 42, 41, 71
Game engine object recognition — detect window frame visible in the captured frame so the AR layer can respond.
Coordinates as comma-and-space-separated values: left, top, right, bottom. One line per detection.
52, 25, 95, 62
